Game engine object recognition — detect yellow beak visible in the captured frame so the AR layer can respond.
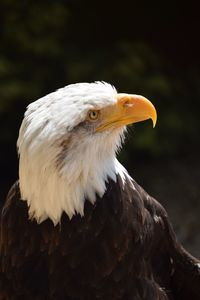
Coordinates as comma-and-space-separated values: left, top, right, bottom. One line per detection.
96, 93, 157, 132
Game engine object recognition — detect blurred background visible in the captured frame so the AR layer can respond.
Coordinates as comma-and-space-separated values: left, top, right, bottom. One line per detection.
0, 0, 199, 256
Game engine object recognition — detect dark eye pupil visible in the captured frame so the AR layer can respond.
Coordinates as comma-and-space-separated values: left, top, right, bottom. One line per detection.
89, 111, 98, 119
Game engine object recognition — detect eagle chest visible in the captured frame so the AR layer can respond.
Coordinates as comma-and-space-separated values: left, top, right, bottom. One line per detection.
44, 184, 147, 298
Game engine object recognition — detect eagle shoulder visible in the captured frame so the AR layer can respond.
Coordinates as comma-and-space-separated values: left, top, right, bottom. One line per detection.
0, 181, 49, 299
132, 178, 200, 300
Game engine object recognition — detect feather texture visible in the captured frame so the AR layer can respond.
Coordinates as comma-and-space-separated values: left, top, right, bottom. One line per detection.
1, 176, 200, 299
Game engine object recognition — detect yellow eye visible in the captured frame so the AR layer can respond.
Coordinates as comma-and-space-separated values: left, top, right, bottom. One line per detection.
88, 110, 100, 121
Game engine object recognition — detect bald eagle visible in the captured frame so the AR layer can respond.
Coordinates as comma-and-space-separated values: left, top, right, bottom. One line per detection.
0, 82, 199, 300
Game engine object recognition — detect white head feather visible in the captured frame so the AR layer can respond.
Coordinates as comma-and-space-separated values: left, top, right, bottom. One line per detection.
17, 82, 130, 225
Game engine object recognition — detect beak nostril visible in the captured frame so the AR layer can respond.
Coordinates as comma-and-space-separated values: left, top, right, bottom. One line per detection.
123, 100, 134, 108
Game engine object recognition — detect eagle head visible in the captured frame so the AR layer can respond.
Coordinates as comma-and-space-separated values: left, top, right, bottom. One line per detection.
17, 82, 156, 225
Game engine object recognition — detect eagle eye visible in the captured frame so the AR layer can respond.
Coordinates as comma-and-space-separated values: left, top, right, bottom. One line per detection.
88, 110, 100, 121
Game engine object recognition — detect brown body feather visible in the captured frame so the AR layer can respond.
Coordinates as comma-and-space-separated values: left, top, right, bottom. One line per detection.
0, 176, 200, 300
